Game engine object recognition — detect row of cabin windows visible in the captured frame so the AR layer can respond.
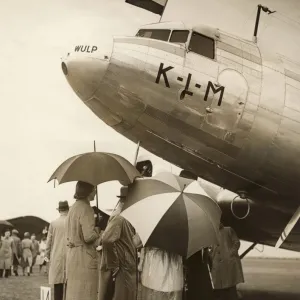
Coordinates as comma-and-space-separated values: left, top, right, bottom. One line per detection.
136, 29, 215, 60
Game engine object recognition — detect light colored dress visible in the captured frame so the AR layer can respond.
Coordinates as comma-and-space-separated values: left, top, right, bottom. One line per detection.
37, 240, 47, 265
139, 247, 184, 300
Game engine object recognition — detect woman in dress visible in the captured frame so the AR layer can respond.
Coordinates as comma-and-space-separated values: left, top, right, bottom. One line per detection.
37, 236, 47, 274
0, 229, 14, 278
138, 246, 184, 300
21, 232, 33, 276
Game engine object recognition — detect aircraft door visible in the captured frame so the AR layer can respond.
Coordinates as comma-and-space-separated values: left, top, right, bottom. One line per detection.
205, 69, 248, 141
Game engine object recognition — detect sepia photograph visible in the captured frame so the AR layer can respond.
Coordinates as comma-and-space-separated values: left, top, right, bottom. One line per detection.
1, 1, 300, 300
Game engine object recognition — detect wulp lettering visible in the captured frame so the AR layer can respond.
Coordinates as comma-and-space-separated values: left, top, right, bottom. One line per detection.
74, 45, 98, 53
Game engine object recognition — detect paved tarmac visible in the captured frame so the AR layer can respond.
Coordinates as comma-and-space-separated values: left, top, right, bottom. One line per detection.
239, 258, 300, 299
0, 258, 299, 300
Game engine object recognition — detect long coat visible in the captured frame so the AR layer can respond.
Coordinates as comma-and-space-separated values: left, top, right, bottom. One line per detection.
210, 227, 244, 289
65, 200, 101, 300
11, 235, 21, 267
46, 212, 68, 284
11, 235, 22, 258
99, 215, 137, 300
0, 237, 14, 269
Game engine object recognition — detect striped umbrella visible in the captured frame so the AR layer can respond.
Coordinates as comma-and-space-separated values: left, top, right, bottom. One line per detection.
121, 172, 222, 258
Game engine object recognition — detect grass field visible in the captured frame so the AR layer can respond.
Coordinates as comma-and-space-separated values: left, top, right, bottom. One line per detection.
1, 258, 299, 300
0, 267, 51, 300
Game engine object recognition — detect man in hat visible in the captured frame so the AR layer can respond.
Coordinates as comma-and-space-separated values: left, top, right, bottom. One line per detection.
65, 181, 101, 300
46, 200, 69, 300
11, 229, 22, 276
99, 186, 140, 300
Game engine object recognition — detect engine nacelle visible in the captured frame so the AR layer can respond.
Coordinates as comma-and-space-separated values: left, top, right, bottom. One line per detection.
216, 190, 253, 221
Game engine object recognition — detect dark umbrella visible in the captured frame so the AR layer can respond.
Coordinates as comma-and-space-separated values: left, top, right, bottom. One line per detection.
0, 220, 13, 235
48, 152, 141, 186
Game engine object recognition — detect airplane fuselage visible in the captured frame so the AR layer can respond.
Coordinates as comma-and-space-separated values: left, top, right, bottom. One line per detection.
62, 21, 300, 250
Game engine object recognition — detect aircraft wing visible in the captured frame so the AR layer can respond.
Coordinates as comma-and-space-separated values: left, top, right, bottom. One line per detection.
125, 0, 167, 15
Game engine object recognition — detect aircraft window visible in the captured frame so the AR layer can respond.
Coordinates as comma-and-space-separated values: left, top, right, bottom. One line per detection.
136, 29, 171, 41
189, 31, 215, 59
170, 30, 190, 43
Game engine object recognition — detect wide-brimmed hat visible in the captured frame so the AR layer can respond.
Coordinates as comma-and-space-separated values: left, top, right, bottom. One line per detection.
74, 181, 95, 199
117, 186, 128, 199
57, 200, 69, 211
12, 229, 19, 234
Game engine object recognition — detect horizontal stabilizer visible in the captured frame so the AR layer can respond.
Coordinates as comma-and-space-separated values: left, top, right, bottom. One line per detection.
125, 0, 167, 15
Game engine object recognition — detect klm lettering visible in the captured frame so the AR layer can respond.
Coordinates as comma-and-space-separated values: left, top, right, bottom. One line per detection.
155, 63, 225, 106
74, 45, 98, 53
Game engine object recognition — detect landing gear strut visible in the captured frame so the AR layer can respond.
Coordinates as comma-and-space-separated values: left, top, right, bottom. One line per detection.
239, 242, 257, 259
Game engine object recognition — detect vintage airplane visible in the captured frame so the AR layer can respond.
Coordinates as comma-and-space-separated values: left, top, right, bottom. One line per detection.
60, 1, 300, 254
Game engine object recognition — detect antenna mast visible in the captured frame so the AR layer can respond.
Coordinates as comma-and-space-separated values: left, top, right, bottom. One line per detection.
253, 4, 276, 43
93, 140, 99, 208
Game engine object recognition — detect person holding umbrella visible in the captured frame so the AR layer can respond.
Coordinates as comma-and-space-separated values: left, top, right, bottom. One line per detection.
65, 181, 101, 300
98, 186, 140, 300
120, 173, 222, 299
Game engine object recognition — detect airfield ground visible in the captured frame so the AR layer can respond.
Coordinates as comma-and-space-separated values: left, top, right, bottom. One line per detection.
0, 258, 299, 300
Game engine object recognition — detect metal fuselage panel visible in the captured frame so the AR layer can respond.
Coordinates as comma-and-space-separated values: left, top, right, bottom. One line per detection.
88, 34, 300, 210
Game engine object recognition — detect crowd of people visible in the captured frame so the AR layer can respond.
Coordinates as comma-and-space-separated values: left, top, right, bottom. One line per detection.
0, 229, 48, 278
1, 180, 244, 300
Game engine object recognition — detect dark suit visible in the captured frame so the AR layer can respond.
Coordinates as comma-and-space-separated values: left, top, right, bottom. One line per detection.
185, 249, 214, 300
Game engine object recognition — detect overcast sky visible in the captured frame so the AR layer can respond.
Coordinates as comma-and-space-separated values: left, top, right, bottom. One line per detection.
1, 0, 300, 257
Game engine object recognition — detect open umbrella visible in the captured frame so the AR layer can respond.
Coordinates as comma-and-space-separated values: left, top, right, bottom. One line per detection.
0, 220, 13, 235
121, 172, 222, 258
48, 152, 141, 186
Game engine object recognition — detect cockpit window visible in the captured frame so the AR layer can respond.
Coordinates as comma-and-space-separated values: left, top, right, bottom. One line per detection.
136, 29, 171, 41
189, 31, 215, 59
170, 30, 190, 43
